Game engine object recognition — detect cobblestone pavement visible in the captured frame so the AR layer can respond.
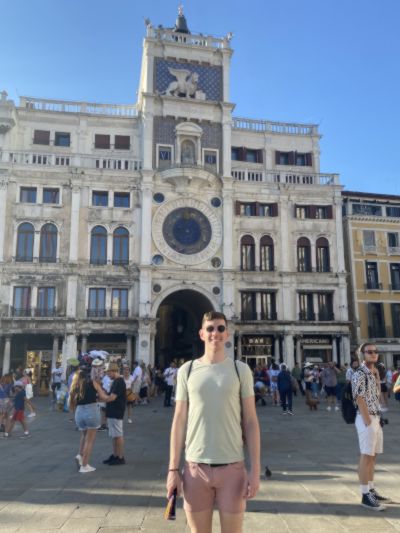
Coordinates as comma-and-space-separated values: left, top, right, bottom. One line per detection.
0, 393, 399, 532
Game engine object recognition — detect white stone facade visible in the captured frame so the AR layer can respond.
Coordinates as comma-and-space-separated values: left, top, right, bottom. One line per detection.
0, 16, 350, 382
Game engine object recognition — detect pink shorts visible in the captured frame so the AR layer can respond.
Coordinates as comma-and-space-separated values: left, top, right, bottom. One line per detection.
183, 461, 247, 513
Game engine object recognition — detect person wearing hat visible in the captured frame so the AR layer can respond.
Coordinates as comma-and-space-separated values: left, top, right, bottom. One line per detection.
93, 362, 127, 465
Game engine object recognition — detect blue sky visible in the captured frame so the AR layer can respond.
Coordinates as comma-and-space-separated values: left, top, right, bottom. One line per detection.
1, 0, 399, 195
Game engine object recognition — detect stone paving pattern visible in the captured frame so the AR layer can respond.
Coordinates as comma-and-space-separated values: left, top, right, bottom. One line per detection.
0, 394, 399, 532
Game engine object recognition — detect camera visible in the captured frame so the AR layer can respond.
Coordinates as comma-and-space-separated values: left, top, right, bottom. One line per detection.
379, 417, 389, 427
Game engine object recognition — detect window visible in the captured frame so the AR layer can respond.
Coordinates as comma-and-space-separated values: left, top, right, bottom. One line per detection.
241, 292, 257, 320
158, 145, 172, 169
90, 226, 107, 265
363, 230, 376, 250
43, 188, 60, 204
16, 223, 34, 262
390, 264, 400, 290
204, 149, 218, 171
366, 262, 380, 289
260, 292, 276, 320
240, 235, 255, 271
92, 191, 108, 207
368, 303, 386, 338
114, 192, 130, 208
39, 224, 57, 263
275, 151, 312, 166
296, 206, 308, 219
387, 206, 400, 218
297, 237, 311, 272
260, 235, 274, 271
94, 134, 111, 149
113, 227, 129, 265
236, 202, 278, 217
111, 288, 129, 317
387, 232, 399, 250
296, 205, 332, 219
20, 187, 37, 203
299, 293, 314, 321
352, 203, 382, 216
88, 288, 106, 317
317, 293, 333, 321
392, 304, 400, 337
37, 287, 55, 317
114, 135, 130, 150
33, 130, 50, 145
240, 203, 256, 216
54, 132, 70, 147
231, 147, 263, 163
13, 287, 31, 317
315, 206, 329, 219
316, 237, 330, 272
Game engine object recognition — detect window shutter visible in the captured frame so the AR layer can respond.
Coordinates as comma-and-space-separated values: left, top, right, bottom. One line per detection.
306, 152, 313, 166
257, 150, 264, 164
235, 201, 241, 215
33, 130, 50, 145
275, 151, 280, 165
327, 205, 333, 219
309, 205, 316, 219
115, 135, 130, 150
288, 151, 295, 165
271, 203, 278, 217
95, 134, 111, 149
255, 202, 260, 216
238, 147, 246, 162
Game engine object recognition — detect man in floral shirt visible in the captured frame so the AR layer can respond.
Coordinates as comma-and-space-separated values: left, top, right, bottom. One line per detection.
352, 342, 392, 511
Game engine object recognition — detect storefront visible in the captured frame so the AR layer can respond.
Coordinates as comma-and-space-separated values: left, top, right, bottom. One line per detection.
26, 350, 60, 396
300, 336, 333, 364
239, 335, 274, 369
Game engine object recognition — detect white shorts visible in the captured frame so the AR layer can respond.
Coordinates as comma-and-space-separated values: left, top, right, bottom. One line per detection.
107, 418, 123, 438
355, 414, 383, 456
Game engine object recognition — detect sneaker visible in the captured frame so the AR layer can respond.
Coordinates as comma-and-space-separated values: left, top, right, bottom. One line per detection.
282, 411, 287, 415
287, 410, 294, 416
361, 492, 386, 511
97, 424, 107, 431
127, 418, 132, 424
370, 488, 392, 503
75, 454, 83, 468
102, 454, 116, 464
326, 406, 332, 411
108, 457, 126, 465
79, 465, 96, 473
27, 413, 36, 418
334, 406, 340, 412
19, 433, 31, 439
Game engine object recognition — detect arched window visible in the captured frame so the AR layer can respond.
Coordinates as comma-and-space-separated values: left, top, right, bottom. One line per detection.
241, 235, 255, 271
39, 223, 58, 263
260, 235, 274, 271
316, 237, 330, 272
16, 223, 34, 262
90, 226, 107, 265
297, 237, 311, 272
113, 227, 129, 265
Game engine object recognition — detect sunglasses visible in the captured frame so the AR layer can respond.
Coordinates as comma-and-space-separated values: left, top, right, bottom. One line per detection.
205, 325, 226, 333
364, 350, 378, 354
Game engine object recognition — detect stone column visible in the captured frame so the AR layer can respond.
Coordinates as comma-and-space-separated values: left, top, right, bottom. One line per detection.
126, 334, 133, 365
140, 176, 154, 265
284, 333, 294, 369
61, 334, 77, 379
66, 276, 78, 317
2, 336, 11, 375
341, 335, 351, 365
222, 181, 234, 270
51, 336, 59, 369
332, 337, 338, 363
237, 332, 242, 359
274, 336, 280, 361
81, 334, 88, 354
0, 177, 9, 262
69, 184, 81, 263
295, 336, 302, 365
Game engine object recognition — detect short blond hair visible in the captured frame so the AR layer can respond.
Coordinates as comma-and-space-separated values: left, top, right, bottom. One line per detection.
201, 311, 227, 326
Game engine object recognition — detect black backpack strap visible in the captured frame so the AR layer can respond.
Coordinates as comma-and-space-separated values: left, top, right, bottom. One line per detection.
234, 359, 241, 382
187, 359, 194, 381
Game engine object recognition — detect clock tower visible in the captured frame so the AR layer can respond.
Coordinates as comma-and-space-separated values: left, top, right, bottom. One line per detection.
136, 8, 235, 363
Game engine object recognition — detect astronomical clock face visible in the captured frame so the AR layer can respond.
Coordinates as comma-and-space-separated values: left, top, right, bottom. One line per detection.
152, 198, 222, 265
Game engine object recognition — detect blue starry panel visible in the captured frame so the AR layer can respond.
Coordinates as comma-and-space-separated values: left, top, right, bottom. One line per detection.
155, 58, 223, 102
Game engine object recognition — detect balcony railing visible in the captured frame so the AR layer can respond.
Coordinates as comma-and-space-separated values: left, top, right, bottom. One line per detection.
11, 307, 32, 317
110, 309, 129, 318
364, 282, 383, 290
388, 246, 400, 255
34, 308, 57, 317
87, 309, 107, 318
148, 26, 228, 49
232, 169, 339, 186
232, 117, 318, 136
240, 312, 278, 322
1, 150, 142, 172
240, 266, 277, 272
318, 312, 335, 321
19, 96, 138, 117
299, 312, 316, 321
112, 259, 129, 266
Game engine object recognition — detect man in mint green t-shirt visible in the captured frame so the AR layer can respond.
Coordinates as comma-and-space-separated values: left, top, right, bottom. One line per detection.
166, 311, 260, 533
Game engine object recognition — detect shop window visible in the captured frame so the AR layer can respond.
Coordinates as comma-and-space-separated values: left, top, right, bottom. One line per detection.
13, 287, 31, 316
39, 223, 58, 263
55, 132, 70, 147
92, 190, 109, 207
111, 288, 129, 317
114, 135, 130, 150
88, 288, 106, 317
33, 130, 50, 145
240, 235, 255, 271
20, 187, 37, 203
90, 226, 107, 265
16, 222, 34, 262
43, 188, 60, 204
113, 227, 129, 265
114, 192, 130, 208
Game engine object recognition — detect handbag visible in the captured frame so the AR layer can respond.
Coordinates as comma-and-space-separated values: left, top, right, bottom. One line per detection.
126, 389, 135, 403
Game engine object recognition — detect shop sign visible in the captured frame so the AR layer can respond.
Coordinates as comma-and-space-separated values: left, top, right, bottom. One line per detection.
302, 337, 331, 345
242, 336, 273, 346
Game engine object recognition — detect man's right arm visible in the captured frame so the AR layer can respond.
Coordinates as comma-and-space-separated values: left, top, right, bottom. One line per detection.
166, 399, 188, 499
356, 396, 371, 427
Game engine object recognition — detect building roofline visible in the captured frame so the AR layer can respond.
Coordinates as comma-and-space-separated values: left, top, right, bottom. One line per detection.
342, 190, 400, 201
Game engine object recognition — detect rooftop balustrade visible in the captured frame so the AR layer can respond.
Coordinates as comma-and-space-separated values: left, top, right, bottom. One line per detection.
232, 117, 319, 136
232, 168, 339, 186
19, 96, 138, 117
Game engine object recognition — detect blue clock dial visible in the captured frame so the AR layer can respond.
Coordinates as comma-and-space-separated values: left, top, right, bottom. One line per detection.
163, 208, 212, 255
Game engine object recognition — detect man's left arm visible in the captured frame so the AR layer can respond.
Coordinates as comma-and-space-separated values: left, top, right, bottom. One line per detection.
241, 396, 260, 499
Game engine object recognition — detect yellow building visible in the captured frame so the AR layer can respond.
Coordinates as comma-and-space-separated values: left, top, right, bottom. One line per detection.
343, 191, 400, 368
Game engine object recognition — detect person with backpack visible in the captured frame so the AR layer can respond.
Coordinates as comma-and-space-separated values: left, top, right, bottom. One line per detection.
166, 311, 260, 533
352, 342, 392, 511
